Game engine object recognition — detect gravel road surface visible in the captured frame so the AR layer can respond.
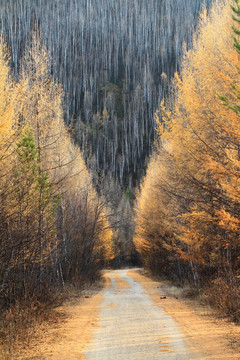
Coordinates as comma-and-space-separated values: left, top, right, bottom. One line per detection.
83, 269, 194, 360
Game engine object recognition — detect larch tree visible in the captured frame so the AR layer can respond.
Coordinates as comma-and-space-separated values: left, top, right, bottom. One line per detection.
57, 142, 115, 282
0, 37, 25, 301
5, 128, 59, 298
19, 32, 115, 285
134, 0, 240, 297
0, 31, 115, 304
19, 32, 67, 181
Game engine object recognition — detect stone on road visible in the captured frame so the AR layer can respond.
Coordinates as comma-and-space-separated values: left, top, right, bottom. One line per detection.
83, 269, 194, 360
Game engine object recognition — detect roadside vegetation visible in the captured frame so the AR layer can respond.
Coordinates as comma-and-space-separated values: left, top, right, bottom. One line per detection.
134, 0, 240, 321
0, 34, 114, 358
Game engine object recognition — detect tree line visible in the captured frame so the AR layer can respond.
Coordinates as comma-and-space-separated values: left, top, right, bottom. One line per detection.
134, 0, 240, 320
0, 33, 114, 308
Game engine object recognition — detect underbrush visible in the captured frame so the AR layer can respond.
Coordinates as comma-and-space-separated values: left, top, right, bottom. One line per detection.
200, 277, 240, 322
0, 293, 64, 359
166, 275, 240, 322
169, 277, 240, 322
0, 275, 104, 359
143, 268, 240, 322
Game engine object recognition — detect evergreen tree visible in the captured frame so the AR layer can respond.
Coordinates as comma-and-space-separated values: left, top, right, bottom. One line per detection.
232, 0, 240, 54
6, 128, 59, 299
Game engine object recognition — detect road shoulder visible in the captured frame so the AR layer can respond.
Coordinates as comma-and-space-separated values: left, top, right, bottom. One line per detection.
13, 275, 111, 360
128, 269, 240, 360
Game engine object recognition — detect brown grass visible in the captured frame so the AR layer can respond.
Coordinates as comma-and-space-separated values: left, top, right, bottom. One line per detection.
0, 276, 109, 360
0, 299, 63, 360
128, 269, 240, 359
200, 278, 240, 322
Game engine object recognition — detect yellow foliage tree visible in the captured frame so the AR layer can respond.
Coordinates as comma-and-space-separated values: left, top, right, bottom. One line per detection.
0, 37, 18, 299
0, 32, 115, 301
20, 32, 68, 183
0, 37, 25, 165
58, 142, 115, 281
134, 0, 240, 284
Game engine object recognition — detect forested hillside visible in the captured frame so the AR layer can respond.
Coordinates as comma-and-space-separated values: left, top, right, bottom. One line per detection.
0, 0, 211, 187
134, 0, 240, 320
0, 0, 213, 267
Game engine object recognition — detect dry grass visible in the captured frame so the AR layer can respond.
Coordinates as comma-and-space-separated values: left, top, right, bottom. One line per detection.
135, 269, 240, 321
0, 299, 62, 359
200, 278, 240, 322
128, 269, 240, 359
0, 277, 107, 359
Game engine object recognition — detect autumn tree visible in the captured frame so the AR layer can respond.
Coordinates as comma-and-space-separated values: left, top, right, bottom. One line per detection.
19, 32, 115, 285
0, 37, 25, 303
134, 0, 240, 303
0, 31, 115, 307
57, 144, 115, 283
1, 128, 59, 300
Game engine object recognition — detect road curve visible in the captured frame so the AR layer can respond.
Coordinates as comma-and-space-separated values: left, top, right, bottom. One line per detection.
83, 269, 194, 360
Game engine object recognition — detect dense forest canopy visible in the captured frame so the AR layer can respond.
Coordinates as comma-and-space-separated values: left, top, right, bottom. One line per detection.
0, 0, 212, 188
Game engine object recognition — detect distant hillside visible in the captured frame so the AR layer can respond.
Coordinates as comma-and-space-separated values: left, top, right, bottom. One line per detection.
0, 0, 212, 187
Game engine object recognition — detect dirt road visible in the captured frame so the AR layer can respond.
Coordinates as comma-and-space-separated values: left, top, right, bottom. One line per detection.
83, 269, 194, 359
19, 268, 240, 359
